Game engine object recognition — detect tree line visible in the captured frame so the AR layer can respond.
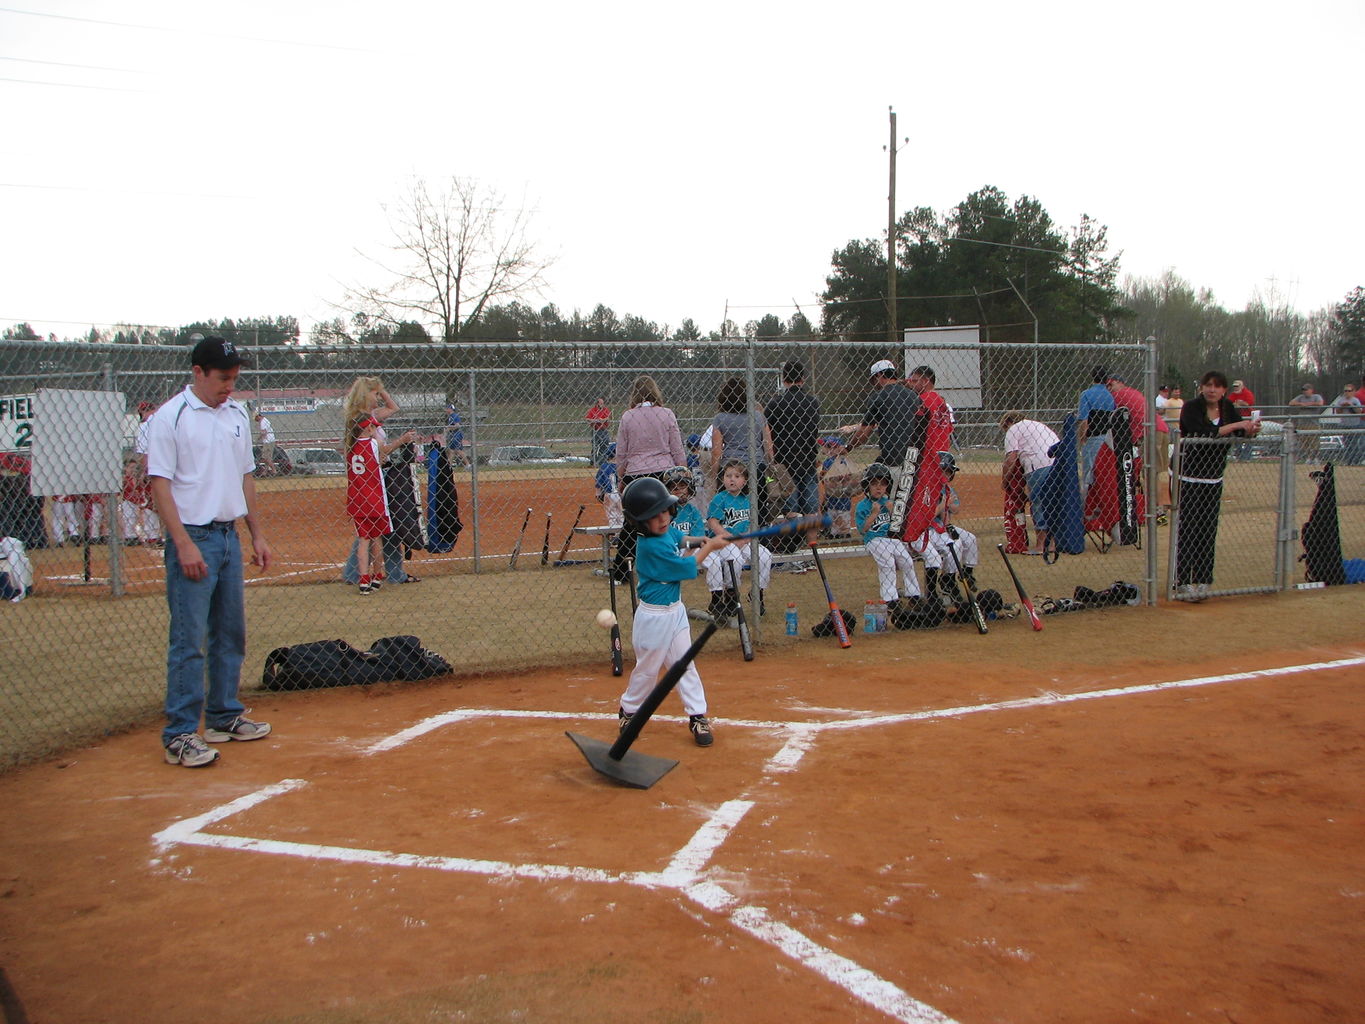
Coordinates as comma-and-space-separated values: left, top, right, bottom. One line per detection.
7, 176, 1361, 408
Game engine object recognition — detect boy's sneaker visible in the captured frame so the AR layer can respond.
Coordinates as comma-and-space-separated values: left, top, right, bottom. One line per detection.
164, 733, 219, 767
204, 715, 272, 743
617, 707, 634, 733
358, 582, 372, 594
689, 715, 714, 747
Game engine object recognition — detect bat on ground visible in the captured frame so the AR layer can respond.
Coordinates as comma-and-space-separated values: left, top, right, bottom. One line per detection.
682, 513, 830, 546
996, 543, 1043, 632
723, 558, 754, 661
540, 513, 552, 566
607, 553, 623, 676
946, 540, 988, 635
509, 507, 532, 569
555, 504, 586, 564
808, 542, 852, 649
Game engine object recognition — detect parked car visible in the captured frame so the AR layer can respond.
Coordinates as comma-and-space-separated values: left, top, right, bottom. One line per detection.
290, 447, 348, 476
252, 445, 293, 477
486, 445, 590, 467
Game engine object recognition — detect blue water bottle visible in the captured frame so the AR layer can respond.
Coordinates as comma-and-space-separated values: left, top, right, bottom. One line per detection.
785, 602, 799, 636
863, 600, 877, 633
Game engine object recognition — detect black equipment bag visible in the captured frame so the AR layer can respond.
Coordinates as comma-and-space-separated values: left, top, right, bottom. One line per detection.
262, 635, 452, 691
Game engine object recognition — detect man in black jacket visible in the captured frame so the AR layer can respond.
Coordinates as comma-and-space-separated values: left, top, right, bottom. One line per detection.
765, 360, 822, 517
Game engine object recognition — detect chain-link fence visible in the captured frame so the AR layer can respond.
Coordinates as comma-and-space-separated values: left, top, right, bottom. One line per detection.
1, 336, 1361, 769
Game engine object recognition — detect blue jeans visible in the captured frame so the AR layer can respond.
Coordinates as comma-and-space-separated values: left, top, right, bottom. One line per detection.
162, 522, 247, 745
784, 471, 820, 515
1025, 466, 1052, 531
343, 535, 408, 583
1080, 434, 1110, 492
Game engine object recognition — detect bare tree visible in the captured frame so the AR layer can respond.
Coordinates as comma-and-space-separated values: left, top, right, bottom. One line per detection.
343, 177, 550, 342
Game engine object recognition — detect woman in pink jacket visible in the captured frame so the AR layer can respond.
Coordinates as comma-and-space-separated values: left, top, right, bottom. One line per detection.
611, 375, 686, 584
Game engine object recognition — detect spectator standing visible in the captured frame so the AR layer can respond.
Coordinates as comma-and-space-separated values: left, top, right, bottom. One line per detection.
444, 404, 467, 465
1164, 385, 1185, 426
254, 411, 276, 476
1287, 384, 1324, 410
1075, 366, 1116, 497
1227, 379, 1257, 461
1154, 385, 1171, 416
145, 337, 272, 767
765, 361, 822, 517
612, 375, 686, 584
1328, 385, 1365, 465
707, 376, 776, 528
340, 377, 416, 585
133, 401, 163, 541
586, 397, 611, 466
1174, 370, 1260, 602
999, 411, 1060, 556
844, 359, 923, 486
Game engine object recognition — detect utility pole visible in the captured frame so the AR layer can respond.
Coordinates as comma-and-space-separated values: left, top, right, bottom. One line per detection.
887, 107, 898, 347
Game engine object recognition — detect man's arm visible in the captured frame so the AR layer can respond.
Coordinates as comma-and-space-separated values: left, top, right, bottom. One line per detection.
241, 474, 272, 571
843, 423, 875, 452
149, 476, 208, 581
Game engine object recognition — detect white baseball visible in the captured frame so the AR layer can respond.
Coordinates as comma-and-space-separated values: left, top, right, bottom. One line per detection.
595, 609, 617, 629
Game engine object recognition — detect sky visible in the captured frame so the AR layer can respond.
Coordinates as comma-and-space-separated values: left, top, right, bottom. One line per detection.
2, 0, 1362, 344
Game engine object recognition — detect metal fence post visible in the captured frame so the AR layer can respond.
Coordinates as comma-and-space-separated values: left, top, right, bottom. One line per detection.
1143, 336, 1159, 604
1275, 421, 1298, 590
467, 369, 480, 573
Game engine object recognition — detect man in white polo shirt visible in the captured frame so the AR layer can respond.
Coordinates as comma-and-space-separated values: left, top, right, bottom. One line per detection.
147, 336, 273, 767
1000, 410, 1061, 556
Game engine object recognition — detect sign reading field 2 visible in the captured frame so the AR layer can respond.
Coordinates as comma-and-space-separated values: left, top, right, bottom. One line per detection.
0, 394, 36, 453
902, 325, 982, 409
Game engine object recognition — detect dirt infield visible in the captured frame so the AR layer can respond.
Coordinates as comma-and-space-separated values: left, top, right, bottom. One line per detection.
1, 587, 1362, 1024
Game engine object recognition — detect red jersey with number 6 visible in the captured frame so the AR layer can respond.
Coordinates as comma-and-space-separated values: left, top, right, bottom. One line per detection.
346, 437, 391, 522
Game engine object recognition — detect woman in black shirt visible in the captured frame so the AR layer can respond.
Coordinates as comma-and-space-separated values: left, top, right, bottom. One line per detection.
1175, 371, 1261, 602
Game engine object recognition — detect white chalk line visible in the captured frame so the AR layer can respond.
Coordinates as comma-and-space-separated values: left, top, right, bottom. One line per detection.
153, 654, 1362, 1024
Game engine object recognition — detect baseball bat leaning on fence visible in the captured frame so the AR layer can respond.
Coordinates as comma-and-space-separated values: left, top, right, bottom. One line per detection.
607, 553, 623, 676
540, 512, 552, 566
555, 504, 586, 565
681, 513, 830, 547
509, 507, 532, 569
996, 543, 1043, 631
808, 541, 852, 648
946, 540, 988, 635
723, 557, 755, 661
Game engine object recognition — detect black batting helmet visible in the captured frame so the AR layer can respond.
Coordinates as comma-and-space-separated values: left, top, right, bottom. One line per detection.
621, 476, 678, 524
659, 465, 695, 498
860, 462, 894, 494
938, 451, 959, 478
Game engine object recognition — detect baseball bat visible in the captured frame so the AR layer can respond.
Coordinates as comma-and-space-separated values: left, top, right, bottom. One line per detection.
626, 556, 638, 614
888, 443, 921, 535
610, 621, 719, 757
555, 504, 586, 564
946, 540, 988, 635
682, 513, 830, 546
509, 507, 532, 569
723, 558, 754, 661
540, 512, 552, 566
808, 542, 852, 649
996, 543, 1043, 632
607, 552, 623, 676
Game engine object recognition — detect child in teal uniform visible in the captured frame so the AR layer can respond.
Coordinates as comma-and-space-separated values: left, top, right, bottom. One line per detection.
854, 462, 921, 615
704, 459, 773, 624
617, 477, 731, 746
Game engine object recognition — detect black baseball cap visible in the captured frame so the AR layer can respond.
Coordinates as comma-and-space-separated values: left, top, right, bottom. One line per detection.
191, 336, 249, 371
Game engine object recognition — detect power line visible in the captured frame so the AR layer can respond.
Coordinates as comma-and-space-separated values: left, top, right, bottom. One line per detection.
0, 54, 151, 74
0, 5, 377, 53
0, 75, 149, 93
